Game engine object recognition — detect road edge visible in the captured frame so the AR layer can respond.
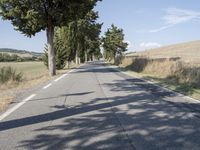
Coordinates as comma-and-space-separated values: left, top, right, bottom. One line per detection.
0, 64, 84, 121
106, 63, 200, 103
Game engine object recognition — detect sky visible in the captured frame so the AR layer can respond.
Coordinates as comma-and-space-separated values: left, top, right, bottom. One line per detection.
1, 0, 200, 52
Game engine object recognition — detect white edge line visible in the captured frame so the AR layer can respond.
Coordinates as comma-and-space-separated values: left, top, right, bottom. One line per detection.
68, 69, 76, 73
53, 63, 85, 82
109, 65, 200, 103
43, 83, 52, 89
0, 67, 80, 121
54, 74, 67, 82
0, 94, 36, 121
54, 69, 76, 82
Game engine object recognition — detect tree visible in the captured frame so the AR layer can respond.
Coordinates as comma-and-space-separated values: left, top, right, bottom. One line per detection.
102, 24, 128, 62
51, 10, 102, 64
54, 27, 68, 69
86, 23, 102, 61
0, 0, 100, 76
75, 11, 102, 63
43, 27, 71, 70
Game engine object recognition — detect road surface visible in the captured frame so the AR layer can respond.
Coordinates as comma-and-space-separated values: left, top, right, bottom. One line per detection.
1, 61, 200, 150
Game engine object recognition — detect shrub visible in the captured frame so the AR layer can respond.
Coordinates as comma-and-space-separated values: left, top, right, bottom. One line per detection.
122, 57, 151, 72
0, 66, 23, 84
43, 44, 67, 70
174, 65, 200, 87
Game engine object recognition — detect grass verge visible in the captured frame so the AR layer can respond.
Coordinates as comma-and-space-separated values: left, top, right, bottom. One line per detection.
115, 64, 200, 101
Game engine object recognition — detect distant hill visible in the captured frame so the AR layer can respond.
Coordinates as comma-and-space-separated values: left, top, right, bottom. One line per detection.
126, 40, 200, 63
0, 48, 43, 58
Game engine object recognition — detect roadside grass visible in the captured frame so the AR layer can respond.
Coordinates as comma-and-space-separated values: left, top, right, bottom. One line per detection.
118, 66, 200, 100
0, 66, 23, 84
114, 41, 200, 101
0, 96, 13, 112
0, 62, 47, 80
0, 61, 77, 112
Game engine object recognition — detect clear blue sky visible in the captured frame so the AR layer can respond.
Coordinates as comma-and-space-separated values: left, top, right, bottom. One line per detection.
1, 0, 200, 52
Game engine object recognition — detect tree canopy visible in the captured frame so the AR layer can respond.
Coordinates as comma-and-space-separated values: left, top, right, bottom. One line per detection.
0, 0, 100, 76
74, 11, 102, 62
102, 24, 128, 62
0, 0, 99, 36
43, 10, 102, 69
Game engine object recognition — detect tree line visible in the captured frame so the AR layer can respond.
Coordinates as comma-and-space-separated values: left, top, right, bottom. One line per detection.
0, 53, 40, 62
43, 10, 103, 70
0, 48, 43, 57
0, 0, 128, 76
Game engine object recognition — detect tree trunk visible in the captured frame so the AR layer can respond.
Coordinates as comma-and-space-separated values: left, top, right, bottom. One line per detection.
85, 51, 87, 63
78, 57, 81, 64
92, 54, 95, 61
76, 42, 80, 64
47, 23, 56, 76
66, 61, 70, 69
75, 50, 79, 64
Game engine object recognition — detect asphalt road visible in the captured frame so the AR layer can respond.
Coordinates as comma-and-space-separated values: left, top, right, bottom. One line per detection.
1, 61, 200, 150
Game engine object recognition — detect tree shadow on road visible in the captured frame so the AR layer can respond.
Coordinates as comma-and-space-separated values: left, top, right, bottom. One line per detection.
10, 92, 94, 104
1, 77, 200, 150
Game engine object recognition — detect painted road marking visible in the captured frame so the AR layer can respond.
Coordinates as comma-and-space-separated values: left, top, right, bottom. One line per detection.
54, 69, 75, 82
43, 83, 52, 89
54, 74, 68, 82
0, 94, 36, 121
0, 66, 83, 121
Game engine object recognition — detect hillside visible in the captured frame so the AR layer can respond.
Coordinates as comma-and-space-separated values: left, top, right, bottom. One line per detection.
0, 48, 43, 58
127, 40, 200, 63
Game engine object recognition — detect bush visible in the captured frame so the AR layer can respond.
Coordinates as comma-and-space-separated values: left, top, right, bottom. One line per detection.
43, 44, 67, 70
174, 65, 200, 87
0, 66, 23, 84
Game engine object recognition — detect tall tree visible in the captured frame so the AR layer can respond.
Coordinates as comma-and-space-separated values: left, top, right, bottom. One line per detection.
102, 24, 128, 62
0, 0, 99, 76
86, 23, 102, 61
54, 11, 102, 64
75, 11, 102, 62
43, 26, 75, 69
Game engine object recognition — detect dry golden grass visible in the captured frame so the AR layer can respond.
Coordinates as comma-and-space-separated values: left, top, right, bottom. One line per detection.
119, 55, 200, 99
0, 96, 13, 112
121, 56, 200, 84
0, 62, 48, 80
116, 40, 200, 99
127, 40, 200, 63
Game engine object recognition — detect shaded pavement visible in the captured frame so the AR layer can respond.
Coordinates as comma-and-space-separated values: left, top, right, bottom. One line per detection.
0, 61, 200, 150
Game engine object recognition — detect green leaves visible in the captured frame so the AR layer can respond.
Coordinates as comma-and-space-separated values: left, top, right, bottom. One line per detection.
0, 0, 101, 76
0, 0, 100, 36
63, 10, 102, 62
102, 24, 128, 61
